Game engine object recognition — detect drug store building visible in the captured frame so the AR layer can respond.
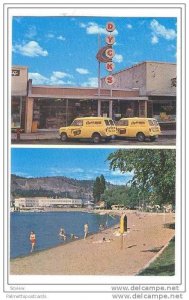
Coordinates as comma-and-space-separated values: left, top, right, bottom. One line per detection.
11, 61, 176, 133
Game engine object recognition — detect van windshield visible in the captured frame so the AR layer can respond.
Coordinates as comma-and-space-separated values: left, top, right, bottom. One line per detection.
71, 120, 83, 126
148, 119, 159, 126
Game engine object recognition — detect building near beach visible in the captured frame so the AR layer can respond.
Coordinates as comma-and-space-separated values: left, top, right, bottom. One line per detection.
14, 197, 83, 209
11, 61, 176, 133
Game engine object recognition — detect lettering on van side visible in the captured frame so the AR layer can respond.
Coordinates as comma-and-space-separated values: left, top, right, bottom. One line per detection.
86, 121, 102, 125
131, 121, 145, 125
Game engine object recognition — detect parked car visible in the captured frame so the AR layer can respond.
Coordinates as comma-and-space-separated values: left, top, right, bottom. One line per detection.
116, 117, 161, 142
59, 116, 117, 143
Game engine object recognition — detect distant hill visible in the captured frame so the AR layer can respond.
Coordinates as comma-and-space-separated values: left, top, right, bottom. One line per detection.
11, 174, 115, 201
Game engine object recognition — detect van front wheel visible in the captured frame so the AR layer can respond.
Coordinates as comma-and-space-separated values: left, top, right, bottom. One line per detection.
136, 132, 145, 142
60, 132, 68, 142
92, 133, 101, 143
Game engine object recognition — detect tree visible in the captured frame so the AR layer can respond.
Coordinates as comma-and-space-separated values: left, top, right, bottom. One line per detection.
107, 149, 176, 206
93, 175, 106, 203
99, 174, 106, 195
101, 185, 152, 209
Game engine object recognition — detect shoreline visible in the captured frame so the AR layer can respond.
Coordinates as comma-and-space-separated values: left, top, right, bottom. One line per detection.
10, 214, 119, 260
10, 210, 175, 276
10, 208, 120, 260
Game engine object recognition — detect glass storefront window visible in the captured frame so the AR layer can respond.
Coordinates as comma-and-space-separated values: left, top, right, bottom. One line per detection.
11, 97, 22, 128
153, 101, 176, 123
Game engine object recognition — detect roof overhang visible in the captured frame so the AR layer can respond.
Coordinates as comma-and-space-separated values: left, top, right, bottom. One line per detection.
29, 94, 149, 101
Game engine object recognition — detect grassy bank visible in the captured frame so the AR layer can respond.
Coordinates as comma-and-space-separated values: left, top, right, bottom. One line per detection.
138, 236, 175, 276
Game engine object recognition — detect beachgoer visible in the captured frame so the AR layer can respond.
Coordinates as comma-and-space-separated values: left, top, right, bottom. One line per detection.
92, 237, 111, 244
99, 224, 105, 231
29, 231, 36, 253
71, 233, 79, 240
59, 228, 66, 240
84, 223, 89, 239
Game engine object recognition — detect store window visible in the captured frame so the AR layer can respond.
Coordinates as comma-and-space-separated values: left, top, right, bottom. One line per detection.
11, 96, 22, 128
153, 101, 176, 122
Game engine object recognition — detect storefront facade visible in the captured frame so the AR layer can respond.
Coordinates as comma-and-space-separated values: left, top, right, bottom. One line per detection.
101, 61, 176, 129
11, 66, 28, 129
11, 62, 176, 133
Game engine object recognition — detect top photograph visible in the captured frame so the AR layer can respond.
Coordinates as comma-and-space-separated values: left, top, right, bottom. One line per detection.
11, 16, 177, 145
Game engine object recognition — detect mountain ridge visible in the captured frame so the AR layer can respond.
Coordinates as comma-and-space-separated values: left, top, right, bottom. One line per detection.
11, 174, 116, 201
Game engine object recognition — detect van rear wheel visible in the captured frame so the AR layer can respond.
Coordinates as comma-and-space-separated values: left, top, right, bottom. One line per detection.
60, 132, 68, 142
92, 133, 101, 143
136, 132, 145, 142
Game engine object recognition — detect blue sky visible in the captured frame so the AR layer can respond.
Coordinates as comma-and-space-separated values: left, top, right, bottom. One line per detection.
11, 148, 133, 185
12, 16, 177, 87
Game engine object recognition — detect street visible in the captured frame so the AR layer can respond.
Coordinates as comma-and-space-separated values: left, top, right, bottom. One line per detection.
11, 136, 176, 146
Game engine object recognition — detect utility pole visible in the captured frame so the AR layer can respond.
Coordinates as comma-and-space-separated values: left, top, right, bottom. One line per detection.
98, 33, 101, 97
97, 33, 101, 116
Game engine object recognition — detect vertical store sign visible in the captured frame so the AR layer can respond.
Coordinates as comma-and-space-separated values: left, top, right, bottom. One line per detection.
105, 22, 116, 85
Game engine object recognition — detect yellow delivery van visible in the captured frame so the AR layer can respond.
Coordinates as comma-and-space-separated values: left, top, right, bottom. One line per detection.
116, 117, 161, 142
59, 117, 117, 143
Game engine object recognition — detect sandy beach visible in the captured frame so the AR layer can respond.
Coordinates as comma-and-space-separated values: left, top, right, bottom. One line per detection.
10, 210, 175, 276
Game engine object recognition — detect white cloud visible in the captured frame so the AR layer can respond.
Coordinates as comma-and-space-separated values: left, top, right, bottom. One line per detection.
25, 25, 37, 38
151, 35, 159, 44
76, 68, 89, 74
79, 22, 87, 28
113, 54, 123, 63
50, 71, 73, 85
80, 22, 118, 35
46, 33, 66, 41
13, 41, 48, 57
51, 71, 73, 79
81, 77, 98, 87
57, 35, 66, 41
28, 73, 49, 85
29, 71, 74, 85
46, 33, 55, 39
87, 22, 107, 35
126, 24, 132, 29
150, 19, 177, 41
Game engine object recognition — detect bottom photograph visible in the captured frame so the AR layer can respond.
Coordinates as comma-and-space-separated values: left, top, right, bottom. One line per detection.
10, 148, 176, 276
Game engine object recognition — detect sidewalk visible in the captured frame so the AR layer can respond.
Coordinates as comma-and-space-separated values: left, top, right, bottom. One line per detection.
11, 130, 176, 141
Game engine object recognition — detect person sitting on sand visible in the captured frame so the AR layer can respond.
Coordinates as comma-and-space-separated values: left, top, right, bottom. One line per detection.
92, 237, 112, 244
59, 228, 66, 241
71, 233, 79, 240
29, 231, 36, 253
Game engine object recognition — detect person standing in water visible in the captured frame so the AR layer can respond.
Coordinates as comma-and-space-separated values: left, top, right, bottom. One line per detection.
84, 223, 89, 239
59, 228, 66, 241
29, 231, 36, 253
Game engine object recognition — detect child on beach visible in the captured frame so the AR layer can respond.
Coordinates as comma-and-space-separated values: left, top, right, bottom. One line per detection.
29, 231, 36, 253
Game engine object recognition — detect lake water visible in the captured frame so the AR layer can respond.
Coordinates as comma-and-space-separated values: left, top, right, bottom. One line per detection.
10, 211, 119, 258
